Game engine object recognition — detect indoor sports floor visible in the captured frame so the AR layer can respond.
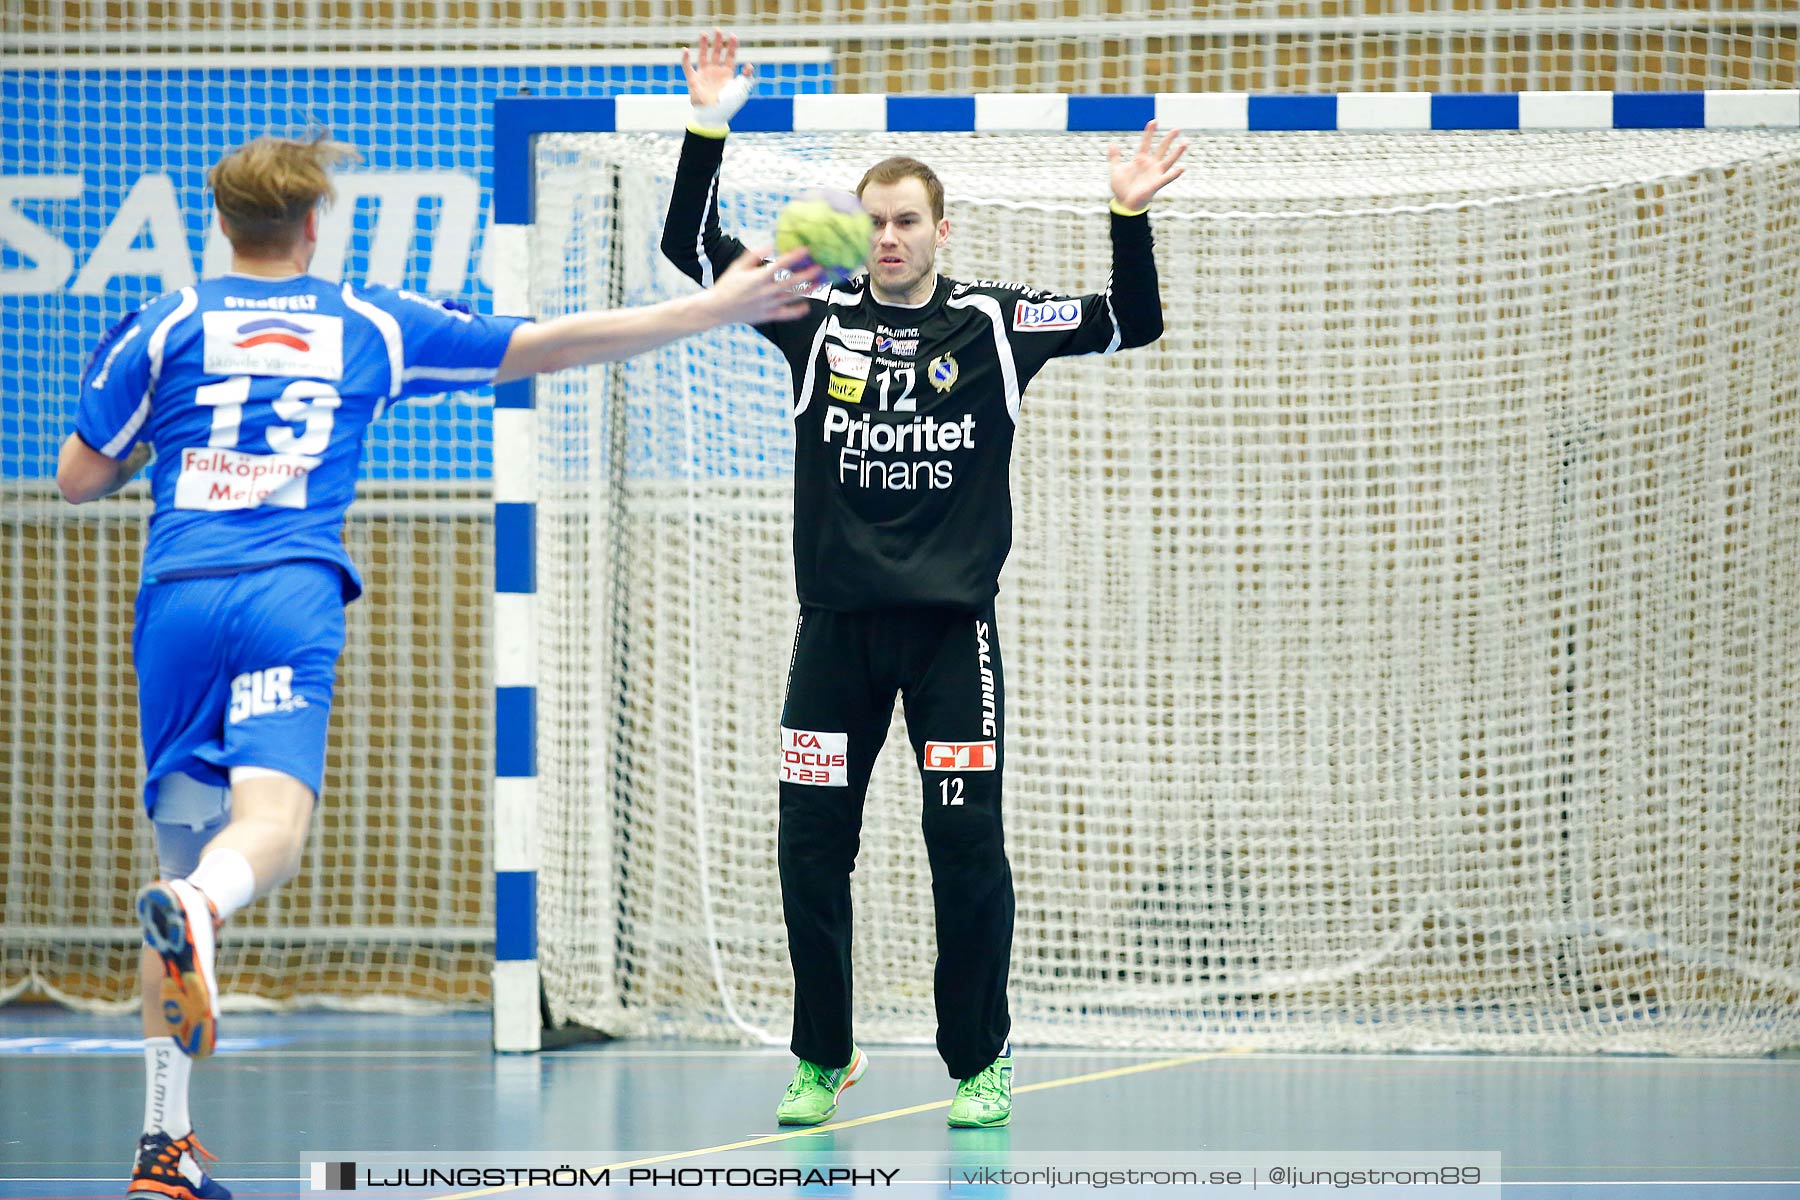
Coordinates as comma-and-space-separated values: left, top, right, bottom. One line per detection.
1, 1009, 1795, 1200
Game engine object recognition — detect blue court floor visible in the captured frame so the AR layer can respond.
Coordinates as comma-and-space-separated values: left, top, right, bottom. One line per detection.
0, 1008, 1794, 1200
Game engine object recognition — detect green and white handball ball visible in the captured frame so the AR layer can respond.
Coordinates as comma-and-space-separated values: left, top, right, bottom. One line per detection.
776, 189, 874, 284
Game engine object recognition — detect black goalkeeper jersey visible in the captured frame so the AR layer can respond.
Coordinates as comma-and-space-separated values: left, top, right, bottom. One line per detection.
661, 130, 1165, 613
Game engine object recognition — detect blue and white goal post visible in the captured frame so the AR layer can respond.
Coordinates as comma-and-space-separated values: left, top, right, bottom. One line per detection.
486, 89, 1800, 1057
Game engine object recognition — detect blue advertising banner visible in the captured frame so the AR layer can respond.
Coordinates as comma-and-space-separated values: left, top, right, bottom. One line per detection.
1, 61, 829, 481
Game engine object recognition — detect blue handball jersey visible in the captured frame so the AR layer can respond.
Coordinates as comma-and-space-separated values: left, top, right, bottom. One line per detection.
73, 274, 526, 601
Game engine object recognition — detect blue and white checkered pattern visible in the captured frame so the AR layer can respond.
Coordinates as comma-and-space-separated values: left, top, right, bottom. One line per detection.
489, 360, 540, 1050
492, 90, 1800, 222
486, 89, 1800, 1050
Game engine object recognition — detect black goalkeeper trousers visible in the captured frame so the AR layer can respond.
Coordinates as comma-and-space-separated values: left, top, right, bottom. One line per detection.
777, 603, 1013, 1081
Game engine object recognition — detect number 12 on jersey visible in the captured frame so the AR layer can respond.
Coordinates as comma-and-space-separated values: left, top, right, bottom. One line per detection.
876, 365, 916, 412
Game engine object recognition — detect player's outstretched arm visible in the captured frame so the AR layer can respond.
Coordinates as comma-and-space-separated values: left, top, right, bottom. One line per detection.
57, 436, 151, 505
494, 246, 819, 383
662, 29, 756, 288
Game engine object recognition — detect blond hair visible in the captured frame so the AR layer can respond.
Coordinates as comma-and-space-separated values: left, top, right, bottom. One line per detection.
209, 133, 359, 254
856, 156, 945, 222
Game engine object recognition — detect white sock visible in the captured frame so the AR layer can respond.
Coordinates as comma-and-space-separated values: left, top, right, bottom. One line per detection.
143, 1036, 192, 1137
186, 847, 257, 922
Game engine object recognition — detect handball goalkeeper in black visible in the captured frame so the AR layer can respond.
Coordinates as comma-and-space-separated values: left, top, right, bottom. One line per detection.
662, 29, 1187, 1129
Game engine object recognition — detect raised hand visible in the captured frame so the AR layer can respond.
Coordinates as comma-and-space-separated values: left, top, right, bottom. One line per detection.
712, 247, 823, 326
1108, 120, 1188, 212
682, 28, 755, 110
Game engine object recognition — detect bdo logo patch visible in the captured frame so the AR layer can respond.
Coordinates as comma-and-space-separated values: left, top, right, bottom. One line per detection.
1014, 298, 1083, 332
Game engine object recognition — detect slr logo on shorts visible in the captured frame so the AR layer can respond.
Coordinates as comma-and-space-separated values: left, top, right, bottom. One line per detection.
1014, 298, 1083, 332
781, 726, 848, 787
923, 740, 996, 772
229, 666, 309, 725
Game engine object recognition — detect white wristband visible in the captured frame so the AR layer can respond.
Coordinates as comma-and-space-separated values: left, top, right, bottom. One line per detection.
691, 74, 752, 131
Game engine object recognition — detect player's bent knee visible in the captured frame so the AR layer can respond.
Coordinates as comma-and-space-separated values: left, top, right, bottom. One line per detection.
229, 767, 316, 879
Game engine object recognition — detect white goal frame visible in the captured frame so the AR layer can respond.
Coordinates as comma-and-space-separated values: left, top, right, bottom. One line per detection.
486, 88, 1800, 1052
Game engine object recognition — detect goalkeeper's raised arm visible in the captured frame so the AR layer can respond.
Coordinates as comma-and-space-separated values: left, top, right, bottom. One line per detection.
660, 29, 759, 289
1092, 120, 1188, 353
951, 119, 1186, 374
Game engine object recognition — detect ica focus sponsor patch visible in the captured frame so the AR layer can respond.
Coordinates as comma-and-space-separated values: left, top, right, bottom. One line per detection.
202, 311, 344, 380
174, 447, 319, 511
922, 740, 997, 772
827, 373, 867, 405
1013, 298, 1083, 332
781, 726, 849, 786
826, 344, 872, 379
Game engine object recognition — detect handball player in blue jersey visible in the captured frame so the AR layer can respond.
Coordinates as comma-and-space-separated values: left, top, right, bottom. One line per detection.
58, 132, 818, 1200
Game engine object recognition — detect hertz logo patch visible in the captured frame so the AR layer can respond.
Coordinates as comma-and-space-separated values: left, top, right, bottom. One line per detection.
828, 374, 866, 405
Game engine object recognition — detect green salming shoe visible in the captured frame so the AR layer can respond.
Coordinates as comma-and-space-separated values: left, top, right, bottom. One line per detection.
947, 1044, 1013, 1128
775, 1046, 868, 1126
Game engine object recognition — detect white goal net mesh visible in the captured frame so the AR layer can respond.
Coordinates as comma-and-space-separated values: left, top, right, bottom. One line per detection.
532, 127, 1800, 1055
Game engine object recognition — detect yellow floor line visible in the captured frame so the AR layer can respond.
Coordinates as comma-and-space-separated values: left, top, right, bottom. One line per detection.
438, 1048, 1240, 1199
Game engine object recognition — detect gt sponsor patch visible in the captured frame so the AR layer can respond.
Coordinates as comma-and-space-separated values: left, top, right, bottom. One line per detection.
875, 334, 919, 357
922, 740, 997, 772
826, 344, 873, 379
201, 312, 344, 379
781, 726, 849, 786
174, 447, 318, 511
1013, 298, 1084, 332
828, 373, 867, 405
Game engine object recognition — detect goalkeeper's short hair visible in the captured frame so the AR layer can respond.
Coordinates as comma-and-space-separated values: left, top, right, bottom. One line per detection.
857, 156, 945, 221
